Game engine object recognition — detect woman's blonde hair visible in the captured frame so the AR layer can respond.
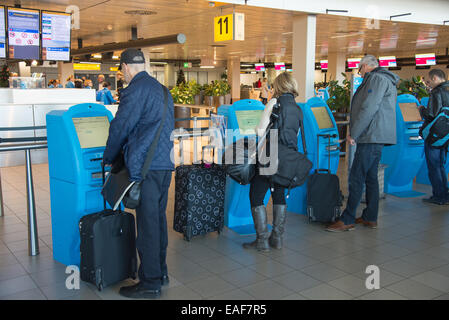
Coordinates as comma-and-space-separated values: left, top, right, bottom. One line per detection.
272, 72, 299, 98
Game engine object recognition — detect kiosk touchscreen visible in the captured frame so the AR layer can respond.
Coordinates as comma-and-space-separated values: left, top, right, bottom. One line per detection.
286, 98, 340, 215
47, 103, 113, 266
380, 94, 425, 197
217, 99, 267, 235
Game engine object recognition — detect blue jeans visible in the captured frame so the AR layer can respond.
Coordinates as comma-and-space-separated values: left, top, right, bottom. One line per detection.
424, 141, 448, 201
341, 143, 384, 225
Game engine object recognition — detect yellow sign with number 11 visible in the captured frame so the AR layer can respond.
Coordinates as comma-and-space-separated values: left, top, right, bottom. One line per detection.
214, 13, 244, 42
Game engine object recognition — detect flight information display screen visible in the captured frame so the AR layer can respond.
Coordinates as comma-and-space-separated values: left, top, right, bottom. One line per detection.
235, 110, 264, 135
399, 103, 422, 122
7, 7, 40, 60
0, 6, 6, 58
311, 107, 334, 129
41, 11, 71, 61
379, 56, 397, 68
72, 117, 110, 149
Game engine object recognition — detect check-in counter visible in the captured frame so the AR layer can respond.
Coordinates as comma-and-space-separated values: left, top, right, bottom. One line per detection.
0, 88, 96, 167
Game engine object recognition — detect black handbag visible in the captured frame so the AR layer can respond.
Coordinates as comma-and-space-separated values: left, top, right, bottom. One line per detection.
102, 86, 169, 210
222, 136, 258, 185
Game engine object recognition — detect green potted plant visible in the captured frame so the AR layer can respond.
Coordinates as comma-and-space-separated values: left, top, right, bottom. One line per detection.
188, 80, 202, 106
397, 76, 429, 100
203, 83, 214, 106
326, 73, 351, 154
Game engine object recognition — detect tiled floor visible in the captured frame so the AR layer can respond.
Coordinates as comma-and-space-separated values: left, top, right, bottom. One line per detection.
1, 158, 449, 300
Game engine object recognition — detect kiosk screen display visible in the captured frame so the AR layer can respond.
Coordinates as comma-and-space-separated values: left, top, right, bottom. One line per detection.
42, 11, 71, 61
7, 7, 40, 60
0, 6, 6, 58
399, 103, 422, 122
235, 110, 263, 135
73, 116, 110, 149
311, 107, 334, 129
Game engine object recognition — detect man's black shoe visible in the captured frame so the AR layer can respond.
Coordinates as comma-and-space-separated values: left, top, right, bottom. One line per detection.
422, 197, 446, 205
161, 275, 169, 286
119, 282, 161, 299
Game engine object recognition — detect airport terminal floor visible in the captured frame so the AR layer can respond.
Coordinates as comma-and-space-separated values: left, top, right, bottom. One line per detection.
1, 158, 449, 300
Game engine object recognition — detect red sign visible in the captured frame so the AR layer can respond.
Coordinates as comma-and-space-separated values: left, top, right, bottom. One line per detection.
320, 60, 328, 70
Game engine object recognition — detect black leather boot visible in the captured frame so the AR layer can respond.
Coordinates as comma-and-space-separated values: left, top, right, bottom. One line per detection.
242, 206, 270, 252
269, 205, 287, 249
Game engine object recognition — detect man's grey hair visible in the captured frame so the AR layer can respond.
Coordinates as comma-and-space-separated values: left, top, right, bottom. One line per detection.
360, 55, 379, 68
127, 63, 146, 73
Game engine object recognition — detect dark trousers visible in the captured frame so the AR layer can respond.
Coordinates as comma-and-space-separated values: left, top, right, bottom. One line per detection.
135, 170, 172, 290
341, 143, 384, 225
424, 141, 448, 201
250, 173, 285, 207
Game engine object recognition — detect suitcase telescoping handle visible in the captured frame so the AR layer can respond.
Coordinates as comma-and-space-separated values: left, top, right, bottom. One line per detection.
99, 160, 122, 213
316, 134, 337, 173
202, 145, 216, 165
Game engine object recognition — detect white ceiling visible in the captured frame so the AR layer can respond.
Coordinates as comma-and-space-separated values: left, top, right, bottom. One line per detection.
2, 0, 449, 63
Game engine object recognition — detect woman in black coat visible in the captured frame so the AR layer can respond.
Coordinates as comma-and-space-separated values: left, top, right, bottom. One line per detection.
243, 72, 303, 252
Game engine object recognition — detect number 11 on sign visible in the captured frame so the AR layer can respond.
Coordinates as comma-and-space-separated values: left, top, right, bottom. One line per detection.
214, 14, 233, 42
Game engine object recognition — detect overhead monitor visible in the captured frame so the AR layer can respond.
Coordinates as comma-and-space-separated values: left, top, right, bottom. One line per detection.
41, 10, 71, 61
235, 110, 264, 135
72, 116, 110, 149
415, 53, 436, 66
255, 63, 265, 72
399, 103, 422, 122
379, 56, 397, 68
320, 60, 328, 70
347, 58, 361, 69
7, 7, 40, 60
311, 107, 334, 130
274, 62, 285, 71
0, 6, 5, 58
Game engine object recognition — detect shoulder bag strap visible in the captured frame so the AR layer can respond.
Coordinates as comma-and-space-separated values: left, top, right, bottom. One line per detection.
140, 85, 169, 179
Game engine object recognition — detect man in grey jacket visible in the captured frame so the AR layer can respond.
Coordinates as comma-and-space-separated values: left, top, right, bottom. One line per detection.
327, 55, 399, 232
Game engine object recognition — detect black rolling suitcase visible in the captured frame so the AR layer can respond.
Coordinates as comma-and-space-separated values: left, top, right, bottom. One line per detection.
307, 134, 343, 223
79, 164, 137, 291
173, 146, 226, 241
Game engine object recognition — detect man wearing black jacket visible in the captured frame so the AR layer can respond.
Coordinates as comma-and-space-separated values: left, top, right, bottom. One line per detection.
420, 69, 449, 205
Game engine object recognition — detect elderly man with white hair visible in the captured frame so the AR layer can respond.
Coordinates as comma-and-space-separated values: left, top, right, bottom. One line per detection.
327, 54, 399, 232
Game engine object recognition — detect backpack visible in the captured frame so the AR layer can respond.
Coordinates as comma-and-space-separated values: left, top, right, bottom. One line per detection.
421, 107, 449, 149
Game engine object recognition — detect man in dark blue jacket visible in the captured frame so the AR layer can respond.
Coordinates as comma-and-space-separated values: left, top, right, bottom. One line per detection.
103, 48, 174, 299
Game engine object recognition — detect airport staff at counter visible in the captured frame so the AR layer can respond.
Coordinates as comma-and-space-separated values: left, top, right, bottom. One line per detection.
65, 75, 75, 88
96, 81, 117, 105
102, 48, 174, 299
419, 68, 449, 205
327, 55, 399, 232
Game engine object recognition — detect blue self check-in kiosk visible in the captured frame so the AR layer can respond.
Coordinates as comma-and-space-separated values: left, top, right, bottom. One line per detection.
217, 99, 267, 235
286, 98, 340, 215
47, 103, 113, 266
380, 94, 425, 197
